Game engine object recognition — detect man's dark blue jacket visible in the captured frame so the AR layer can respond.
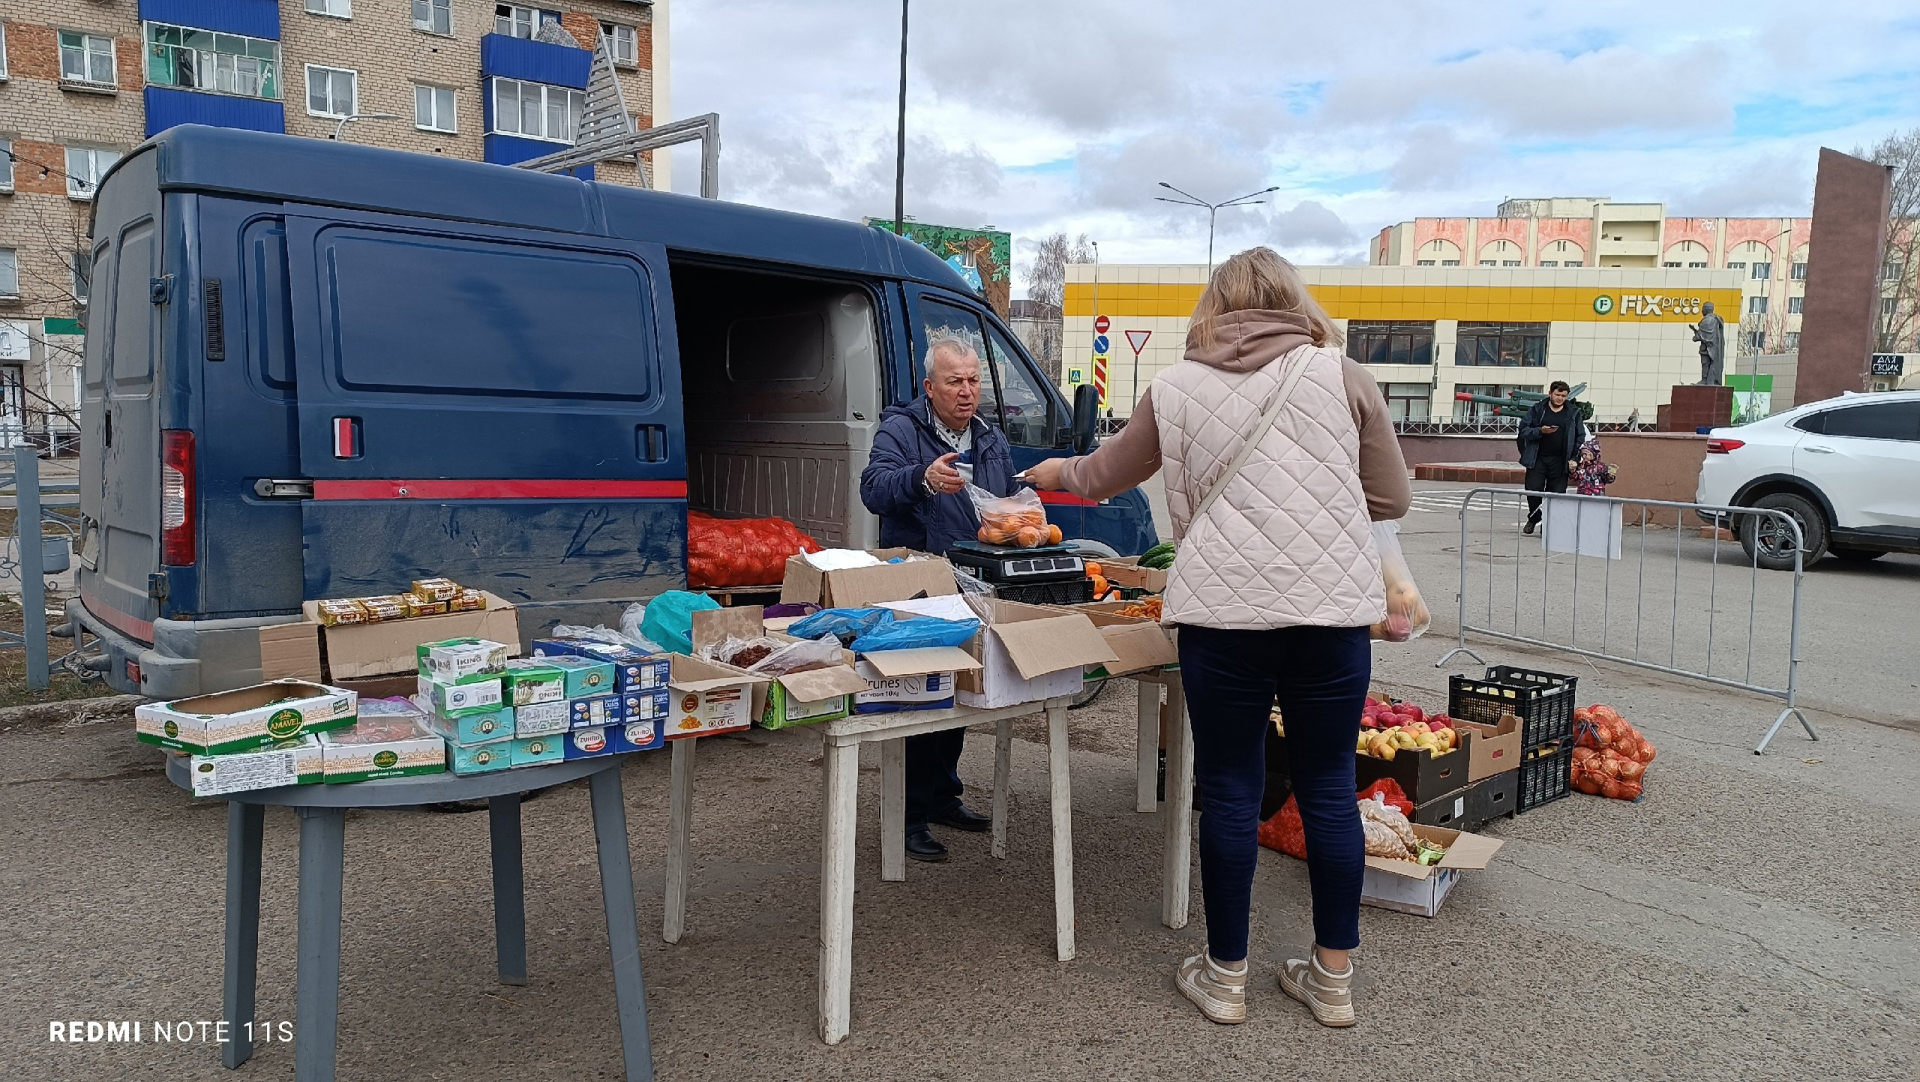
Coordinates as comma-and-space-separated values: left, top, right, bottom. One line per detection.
860, 397, 1023, 556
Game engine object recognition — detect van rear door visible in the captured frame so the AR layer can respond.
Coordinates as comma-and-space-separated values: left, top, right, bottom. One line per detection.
280, 208, 687, 607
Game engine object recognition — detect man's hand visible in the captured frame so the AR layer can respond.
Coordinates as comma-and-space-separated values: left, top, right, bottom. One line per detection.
1022, 458, 1066, 491
925, 452, 965, 496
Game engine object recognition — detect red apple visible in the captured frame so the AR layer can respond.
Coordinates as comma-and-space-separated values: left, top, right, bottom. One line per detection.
1397, 703, 1426, 723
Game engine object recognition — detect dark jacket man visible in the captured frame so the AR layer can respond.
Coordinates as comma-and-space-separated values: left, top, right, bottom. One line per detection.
1517, 384, 1588, 531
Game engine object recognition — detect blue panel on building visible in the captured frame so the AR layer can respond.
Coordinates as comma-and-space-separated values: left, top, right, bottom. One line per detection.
483, 134, 591, 180
137, 0, 280, 38
480, 33, 591, 90
145, 86, 285, 137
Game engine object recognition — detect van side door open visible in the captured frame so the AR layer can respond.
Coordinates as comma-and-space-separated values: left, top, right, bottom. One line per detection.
282, 208, 688, 605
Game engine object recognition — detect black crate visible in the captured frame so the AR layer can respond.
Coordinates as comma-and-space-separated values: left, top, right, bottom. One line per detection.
1514, 743, 1573, 814
1410, 784, 1478, 831
1448, 666, 1578, 750
996, 578, 1093, 606
1468, 769, 1517, 826
1353, 736, 1473, 805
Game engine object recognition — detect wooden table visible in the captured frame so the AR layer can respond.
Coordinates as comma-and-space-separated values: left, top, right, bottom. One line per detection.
164, 755, 653, 1082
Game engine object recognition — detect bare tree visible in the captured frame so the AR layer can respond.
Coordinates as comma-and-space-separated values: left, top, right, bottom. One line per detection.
1853, 127, 1919, 353
1021, 233, 1093, 383
4, 196, 90, 448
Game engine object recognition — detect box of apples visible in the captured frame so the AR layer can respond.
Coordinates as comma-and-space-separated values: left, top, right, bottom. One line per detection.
1352, 695, 1472, 804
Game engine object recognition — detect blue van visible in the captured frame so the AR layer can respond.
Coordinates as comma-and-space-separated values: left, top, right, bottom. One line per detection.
68, 126, 1157, 698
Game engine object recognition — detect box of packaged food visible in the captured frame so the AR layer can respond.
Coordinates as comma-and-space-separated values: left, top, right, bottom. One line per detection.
530, 640, 669, 693
359, 595, 409, 622
850, 648, 981, 714
317, 714, 445, 783
447, 739, 513, 775
511, 734, 565, 767
181, 735, 322, 796
757, 666, 873, 729
502, 659, 568, 707
620, 688, 670, 723
409, 577, 462, 603
568, 694, 622, 729
563, 726, 616, 760
315, 599, 371, 627
416, 674, 504, 717
136, 680, 358, 755
609, 717, 663, 754
513, 699, 569, 738
417, 638, 510, 684
425, 704, 514, 746
663, 656, 769, 739
302, 591, 518, 682
450, 588, 487, 612
541, 655, 618, 698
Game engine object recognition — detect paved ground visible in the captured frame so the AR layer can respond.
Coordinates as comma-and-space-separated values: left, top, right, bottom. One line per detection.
3, 482, 1917, 1081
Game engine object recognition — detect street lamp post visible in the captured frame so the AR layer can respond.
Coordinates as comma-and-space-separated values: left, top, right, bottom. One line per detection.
331, 112, 403, 141
1155, 182, 1280, 273
893, 0, 909, 236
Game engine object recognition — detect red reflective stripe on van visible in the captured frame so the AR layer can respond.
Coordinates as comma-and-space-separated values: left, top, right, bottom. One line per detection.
1036, 490, 1100, 507
312, 480, 690, 500
80, 586, 155, 642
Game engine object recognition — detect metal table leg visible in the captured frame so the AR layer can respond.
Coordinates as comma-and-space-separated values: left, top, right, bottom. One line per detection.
488, 794, 527, 986
221, 802, 264, 1069
589, 765, 653, 1082
817, 738, 860, 1045
1046, 702, 1076, 962
1161, 675, 1194, 930
879, 738, 906, 882
663, 739, 696, 944
293, 806, 347, 1082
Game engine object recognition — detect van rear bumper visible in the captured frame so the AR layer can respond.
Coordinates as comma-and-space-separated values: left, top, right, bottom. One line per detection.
68, 598, 303, 699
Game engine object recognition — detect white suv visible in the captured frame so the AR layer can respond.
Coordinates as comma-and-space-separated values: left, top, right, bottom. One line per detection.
1696, 390, 1920, 570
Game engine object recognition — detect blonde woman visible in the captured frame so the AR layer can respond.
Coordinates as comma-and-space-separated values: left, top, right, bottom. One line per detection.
1026, 248, 1409, 1026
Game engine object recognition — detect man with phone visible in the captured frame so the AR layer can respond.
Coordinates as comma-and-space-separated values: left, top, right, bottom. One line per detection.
1517, 381, 1587, 535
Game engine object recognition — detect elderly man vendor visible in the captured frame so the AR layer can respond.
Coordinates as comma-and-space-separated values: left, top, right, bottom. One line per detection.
858, 336, 1027, 862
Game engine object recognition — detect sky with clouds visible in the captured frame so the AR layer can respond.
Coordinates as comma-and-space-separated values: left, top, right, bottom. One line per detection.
663, 1, 1920, 293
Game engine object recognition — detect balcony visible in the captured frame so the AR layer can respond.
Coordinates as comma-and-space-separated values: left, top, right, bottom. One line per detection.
480, 33, 590, 89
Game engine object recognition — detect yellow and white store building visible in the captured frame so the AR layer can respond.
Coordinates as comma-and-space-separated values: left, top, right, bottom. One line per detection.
1062, 265, 1744, 424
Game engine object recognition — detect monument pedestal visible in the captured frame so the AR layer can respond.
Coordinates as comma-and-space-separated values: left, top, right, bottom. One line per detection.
1659, 385, 1733, 432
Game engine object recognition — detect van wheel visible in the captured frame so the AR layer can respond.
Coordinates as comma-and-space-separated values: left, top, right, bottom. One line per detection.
1063, 539, 1120, 558
1830, 546, 1885, 563
1738, 493, 1826, 571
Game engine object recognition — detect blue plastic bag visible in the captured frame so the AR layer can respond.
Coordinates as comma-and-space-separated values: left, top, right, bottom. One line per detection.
789, 607, 891, 643
640, 590, 721, 655
849, 615, 981, 653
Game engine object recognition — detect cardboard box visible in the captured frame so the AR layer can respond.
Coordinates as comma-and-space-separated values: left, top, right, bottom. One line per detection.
511, 734, 565, 767
610, 717, 663, 754
513, 700, 570, 738
258, 622, 323, 682
305, 591, 519, 681
317, 716, 446, 783
416, 674, 504, 717
183, 735, 322, 796
1453, 715, 1522, 782
664, 655, 769, 739
1353, 736, 1474, 805
447, 739, 513, 775
426, 705, 514, 746
417, 638, 510, 684
569, 694, 622, 729
541, 655, 617, 698
853, 647, 981, 713
501, 660, 568, 707
564, 726, 616, 760
137, 680, 358, 755
1066, 607, 1177, 678
779, 548, 959, 609
955, 599, 1117, 710
1099, 556, 1168, 594
620, 689, 670, 722
757, 665, 873, 730
530, 639, 670, 693
1361, 825, 1504, 917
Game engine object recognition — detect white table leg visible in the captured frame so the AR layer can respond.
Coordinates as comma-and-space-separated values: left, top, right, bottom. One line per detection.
1161, 674, 1193, 930
1136, 679, 1160, 812
818, 738, 860, 1045
662, 737, 696, 945
1046, 701, 1076, 962
879, 737, 906, 882
992, 719, 1012, 860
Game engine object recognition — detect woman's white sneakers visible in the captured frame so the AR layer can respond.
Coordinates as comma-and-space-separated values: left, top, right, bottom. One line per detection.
1175, 953, 1249, 1024
1278, 950, 1356, 1028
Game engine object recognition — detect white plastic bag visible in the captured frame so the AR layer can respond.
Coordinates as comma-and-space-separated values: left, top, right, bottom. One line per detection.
1369, 521, 1431, 642
747, 635, 845, 677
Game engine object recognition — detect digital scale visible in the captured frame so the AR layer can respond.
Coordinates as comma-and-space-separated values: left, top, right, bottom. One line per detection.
945, 541, 1087, 586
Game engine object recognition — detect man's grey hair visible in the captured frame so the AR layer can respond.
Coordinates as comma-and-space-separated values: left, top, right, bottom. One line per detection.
926, 334, 981, 371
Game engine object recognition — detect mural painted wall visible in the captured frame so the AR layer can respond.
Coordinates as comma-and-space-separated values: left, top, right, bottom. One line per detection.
867, 219, 1012, 317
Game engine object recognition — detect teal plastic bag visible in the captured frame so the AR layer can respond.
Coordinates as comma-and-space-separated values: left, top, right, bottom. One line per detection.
640, 590, 720, 655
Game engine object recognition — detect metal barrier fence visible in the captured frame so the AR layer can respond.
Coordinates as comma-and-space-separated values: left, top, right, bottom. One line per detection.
0, 444, 77, 689
1435, 487, 1818, 754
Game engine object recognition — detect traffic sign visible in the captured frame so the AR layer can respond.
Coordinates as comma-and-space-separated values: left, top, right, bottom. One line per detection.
1124, 330, 1151, 355
1094, 315, 1110, 334
1093, 334, 1110, 354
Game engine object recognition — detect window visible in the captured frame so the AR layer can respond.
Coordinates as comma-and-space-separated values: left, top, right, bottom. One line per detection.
1883, 297, 1899, 317
1416, 259, 1435, 266
496, 4, 539, 37
1662, 261, 1680, 268
65, 146, 120, 200
1751, 262, 1772, 280
413, 0, 452, 34
0, 22, 9, 80
305, 0, 351, 18
601, 22, 638, 65
1728, 261, 1746, 272
984, 323, 1054, 447
1884, 261, 1904, 282
1745, 330, 1767, 351
0, 248, 16, 297
71, 252, 91, 304
491, 78, 583, 143
1477, 260, 1497, 267
1440, 259, 1459, 267
1378, 382, 1431, 423
1785, 331, 1800, 349
146, 25, 281, 100
1688, 261, 1708, 269
0, 137, 12, 192
305, 65, 356, 118
1502, 260, 1521, 267
1788, 296, 1804, 314
1815, 402, 1920, 441
415, 84, 456, 132
1455, 322, 1548, 367
1564, 261, 1584, 268
1748, 296, 1768, 315
1790, 262, 1808, 281
60, 30, 116, 86
1346, 321, 1434, 366
1541, 260, 1559, 268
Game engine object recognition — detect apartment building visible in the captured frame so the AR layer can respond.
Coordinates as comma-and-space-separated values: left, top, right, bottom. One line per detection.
0, 0, 664, 447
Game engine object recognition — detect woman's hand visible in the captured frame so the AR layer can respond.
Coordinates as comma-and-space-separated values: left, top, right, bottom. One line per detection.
1022, 457, 1067, 491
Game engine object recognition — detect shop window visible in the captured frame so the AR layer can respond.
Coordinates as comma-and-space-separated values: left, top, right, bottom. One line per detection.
1455, 322, 1548, 367
1346, 321, 1434, 366
1378, 382, 1430, 423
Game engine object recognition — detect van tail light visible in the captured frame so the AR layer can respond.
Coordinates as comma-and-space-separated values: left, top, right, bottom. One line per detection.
161, 429, 195, 566
1705, 438, 1745, 454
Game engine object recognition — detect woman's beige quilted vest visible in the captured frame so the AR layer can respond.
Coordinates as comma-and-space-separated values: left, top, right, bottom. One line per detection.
1153, 343, 1384, 630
